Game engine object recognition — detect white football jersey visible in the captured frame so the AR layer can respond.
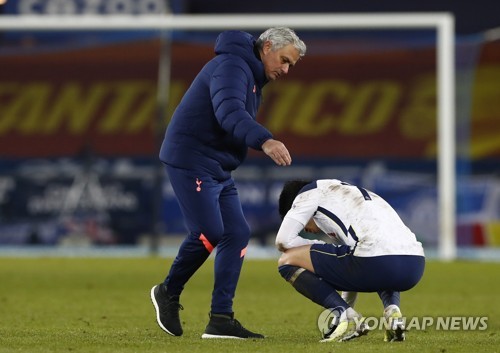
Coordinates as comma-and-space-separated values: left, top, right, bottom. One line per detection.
276, 179, 425, 257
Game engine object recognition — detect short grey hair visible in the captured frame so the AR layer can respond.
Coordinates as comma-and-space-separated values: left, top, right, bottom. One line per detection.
256, 27, 306, 57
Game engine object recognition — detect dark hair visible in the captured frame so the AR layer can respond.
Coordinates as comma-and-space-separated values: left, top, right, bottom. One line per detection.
278, 180, 312, 219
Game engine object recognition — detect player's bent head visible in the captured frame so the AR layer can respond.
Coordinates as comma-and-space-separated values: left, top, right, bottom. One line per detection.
278, 180, 312, 219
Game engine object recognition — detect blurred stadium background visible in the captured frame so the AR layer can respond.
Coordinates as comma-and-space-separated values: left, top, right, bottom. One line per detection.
0, 0, 499, 260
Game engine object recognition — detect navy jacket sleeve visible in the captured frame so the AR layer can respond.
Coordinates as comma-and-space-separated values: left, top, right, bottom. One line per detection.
210, 58, 273, 150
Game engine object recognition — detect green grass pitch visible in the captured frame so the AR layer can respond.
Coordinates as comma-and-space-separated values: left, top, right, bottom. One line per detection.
0, 257, 498, 353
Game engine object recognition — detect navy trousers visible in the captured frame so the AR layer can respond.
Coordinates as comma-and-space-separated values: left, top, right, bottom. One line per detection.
309, 244, 425, 292
163, 165, 250, 314
309, 243, 425, 308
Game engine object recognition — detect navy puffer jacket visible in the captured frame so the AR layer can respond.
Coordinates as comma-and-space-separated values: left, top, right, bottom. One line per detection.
159, 31, 273, 179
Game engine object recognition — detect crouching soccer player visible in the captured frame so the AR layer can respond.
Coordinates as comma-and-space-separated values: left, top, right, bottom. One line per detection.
275, 179, 425, 342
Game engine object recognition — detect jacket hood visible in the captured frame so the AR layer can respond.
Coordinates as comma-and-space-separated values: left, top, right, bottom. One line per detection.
214, 31, 268, 87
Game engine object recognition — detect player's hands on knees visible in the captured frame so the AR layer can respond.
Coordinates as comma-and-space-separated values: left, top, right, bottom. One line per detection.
262, 139, 292, 166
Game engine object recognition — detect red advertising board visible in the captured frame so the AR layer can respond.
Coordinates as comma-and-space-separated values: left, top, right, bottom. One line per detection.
1, 38, 499, 159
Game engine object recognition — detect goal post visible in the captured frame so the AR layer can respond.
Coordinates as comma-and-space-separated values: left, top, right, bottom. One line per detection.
0, 13, 456, 260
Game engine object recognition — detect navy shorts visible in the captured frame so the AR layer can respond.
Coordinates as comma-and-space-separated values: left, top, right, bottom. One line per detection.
309, 243, 425, 292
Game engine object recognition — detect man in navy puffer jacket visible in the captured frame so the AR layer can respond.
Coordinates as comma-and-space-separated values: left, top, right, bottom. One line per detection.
151, 27, 306, 339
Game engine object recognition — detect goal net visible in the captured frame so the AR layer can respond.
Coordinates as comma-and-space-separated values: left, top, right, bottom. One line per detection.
0, 13, 457, 258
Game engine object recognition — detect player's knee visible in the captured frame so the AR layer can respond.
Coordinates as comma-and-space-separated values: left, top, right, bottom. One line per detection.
278, 264, 304, 284
235, 221, 251, 240
196, 223, 225, 246
222, 220, 251, 242
278, 249, 300, 267
277, 252, 288, 267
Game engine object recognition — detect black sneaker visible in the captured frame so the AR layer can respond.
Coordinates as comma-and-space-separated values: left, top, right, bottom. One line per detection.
150, 284, 184, 336
201, 312, 264, 339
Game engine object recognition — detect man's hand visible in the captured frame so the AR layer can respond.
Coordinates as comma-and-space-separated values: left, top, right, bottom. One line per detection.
276, 242, 288, 253
262, 139, 292, 166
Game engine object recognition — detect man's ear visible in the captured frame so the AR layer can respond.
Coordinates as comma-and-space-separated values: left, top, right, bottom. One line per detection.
262, 40, 272, 54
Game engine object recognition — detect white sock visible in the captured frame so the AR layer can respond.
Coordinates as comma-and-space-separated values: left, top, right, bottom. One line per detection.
340, 307, 359, 322
341, 291, 358, 308
384, 304, 401, 317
